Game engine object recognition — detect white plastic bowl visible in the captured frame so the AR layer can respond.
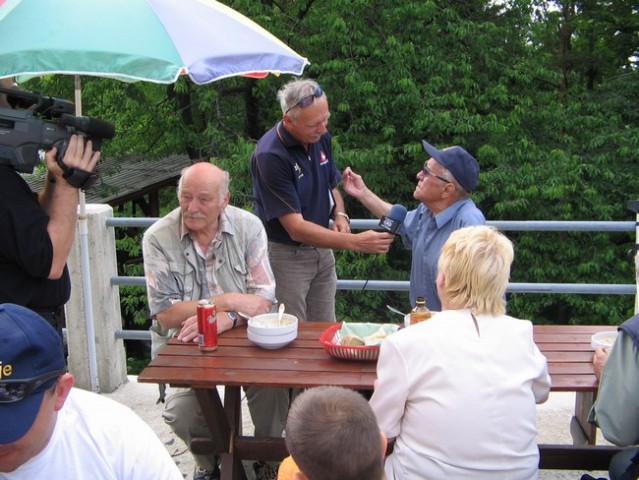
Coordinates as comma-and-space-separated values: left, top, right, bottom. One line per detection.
247, 312, 298, 350
591, 331, 618, 350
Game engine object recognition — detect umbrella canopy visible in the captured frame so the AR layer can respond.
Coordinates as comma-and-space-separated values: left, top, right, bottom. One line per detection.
0, 0, 309, 84
0, 0, 309, 393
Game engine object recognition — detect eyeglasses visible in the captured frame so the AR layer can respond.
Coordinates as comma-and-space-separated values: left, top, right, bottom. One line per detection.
0, 369, 65, 403
285, 86, 324, 114
422, 164, 451, 184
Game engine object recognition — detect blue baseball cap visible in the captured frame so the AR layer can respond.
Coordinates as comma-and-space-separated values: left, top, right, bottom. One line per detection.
0, 304, 65, 443
421, 140, 480, 193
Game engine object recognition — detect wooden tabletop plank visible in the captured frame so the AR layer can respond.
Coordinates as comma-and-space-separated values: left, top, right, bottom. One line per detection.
545, 375, 600, 391
148, 352, 375, 371
139, 322, 615, 394
543, 351, 597, 362
140, 365, 376, 390
533, 325, 616, 332
547, 363, 599, 374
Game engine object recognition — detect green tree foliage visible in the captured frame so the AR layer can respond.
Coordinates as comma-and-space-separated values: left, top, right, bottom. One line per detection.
19, 0, 638, 327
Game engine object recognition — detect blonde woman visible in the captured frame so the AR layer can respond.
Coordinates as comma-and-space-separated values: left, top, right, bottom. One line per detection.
370, 225, 551, 479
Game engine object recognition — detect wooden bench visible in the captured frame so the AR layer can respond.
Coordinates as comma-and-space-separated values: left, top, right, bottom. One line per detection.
191, 438, 621, 473
197, 432, 620, 474
539, 444, 620, 470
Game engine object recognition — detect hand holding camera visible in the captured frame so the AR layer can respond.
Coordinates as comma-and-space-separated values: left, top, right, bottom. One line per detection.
45, 135, 101, 189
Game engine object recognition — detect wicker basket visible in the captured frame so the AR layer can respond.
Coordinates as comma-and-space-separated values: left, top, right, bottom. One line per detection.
319, 323, 381, 361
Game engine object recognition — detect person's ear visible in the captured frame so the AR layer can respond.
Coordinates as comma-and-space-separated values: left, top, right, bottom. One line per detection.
53, 373, 74, 411
221, 191, 230, 210
442, 181, 456, 197
436, 270, 447, 307
380, 431, 388, 459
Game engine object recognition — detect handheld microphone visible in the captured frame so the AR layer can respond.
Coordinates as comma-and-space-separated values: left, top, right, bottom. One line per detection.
379, 204, 407, 234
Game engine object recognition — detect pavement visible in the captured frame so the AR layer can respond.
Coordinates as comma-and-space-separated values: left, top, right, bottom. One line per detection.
103, 376, 611, 480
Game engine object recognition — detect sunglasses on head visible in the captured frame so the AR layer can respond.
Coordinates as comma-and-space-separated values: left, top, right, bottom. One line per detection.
285, 85, 324, 114
0, 369, 65, 403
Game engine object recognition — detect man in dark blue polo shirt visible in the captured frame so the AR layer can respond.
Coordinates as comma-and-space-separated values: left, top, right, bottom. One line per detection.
251, 79, 393, 326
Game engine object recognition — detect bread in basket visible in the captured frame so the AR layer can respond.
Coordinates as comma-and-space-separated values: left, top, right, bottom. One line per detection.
319, 322, 400, 361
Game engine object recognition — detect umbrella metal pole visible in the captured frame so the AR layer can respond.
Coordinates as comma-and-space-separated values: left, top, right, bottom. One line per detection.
75, 75, 100, 392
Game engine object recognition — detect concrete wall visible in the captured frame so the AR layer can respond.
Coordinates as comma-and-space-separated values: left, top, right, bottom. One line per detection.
66, 203, 127, 392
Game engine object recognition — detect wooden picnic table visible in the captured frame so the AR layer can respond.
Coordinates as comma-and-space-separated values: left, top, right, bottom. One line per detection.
138, 321, 617, 479
534, 324, 617, 446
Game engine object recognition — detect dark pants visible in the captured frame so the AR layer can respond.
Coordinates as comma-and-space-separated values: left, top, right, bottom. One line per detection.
31, 306, 65, 340
610, 448, 639, 480
267, 241, 337, 322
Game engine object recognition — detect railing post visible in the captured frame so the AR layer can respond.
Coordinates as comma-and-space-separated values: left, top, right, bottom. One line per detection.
67, 204, 128, 392
628, 200, 639, 315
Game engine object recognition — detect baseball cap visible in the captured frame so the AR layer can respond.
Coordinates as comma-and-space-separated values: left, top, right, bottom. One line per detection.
0, 304, 66, 443
421, 140, 480, 193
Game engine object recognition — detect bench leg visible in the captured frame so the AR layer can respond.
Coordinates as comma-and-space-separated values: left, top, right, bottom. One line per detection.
194, 387, 230, 452
572, 391, 597, 445
221, 386, 247, 480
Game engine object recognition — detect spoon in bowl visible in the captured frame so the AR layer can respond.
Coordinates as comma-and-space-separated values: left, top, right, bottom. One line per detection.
278, 303, 285, 326
386, 304, 407, 317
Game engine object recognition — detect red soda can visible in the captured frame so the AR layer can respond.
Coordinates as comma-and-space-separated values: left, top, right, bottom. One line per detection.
197, 299, 218, 352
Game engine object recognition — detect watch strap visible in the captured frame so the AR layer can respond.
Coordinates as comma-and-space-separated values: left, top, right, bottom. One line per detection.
228, 311, 238, 329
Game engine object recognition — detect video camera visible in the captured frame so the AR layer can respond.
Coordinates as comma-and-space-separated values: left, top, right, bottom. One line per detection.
0, 86, 115, 189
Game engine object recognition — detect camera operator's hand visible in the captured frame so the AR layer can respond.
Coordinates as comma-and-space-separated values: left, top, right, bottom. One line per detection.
38, 135, 101, 279
45, 134, 100, 186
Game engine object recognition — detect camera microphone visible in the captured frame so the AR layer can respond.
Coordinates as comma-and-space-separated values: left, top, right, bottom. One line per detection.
379, 204, 407, 234
59, 114, 116, 139
0, 86, 115, 176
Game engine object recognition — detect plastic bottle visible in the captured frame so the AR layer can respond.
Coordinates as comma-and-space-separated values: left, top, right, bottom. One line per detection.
409, 297, 432, 325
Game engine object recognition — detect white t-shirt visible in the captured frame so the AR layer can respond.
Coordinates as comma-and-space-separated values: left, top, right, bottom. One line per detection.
1, 388, 183, 480
370, 309, 551, 480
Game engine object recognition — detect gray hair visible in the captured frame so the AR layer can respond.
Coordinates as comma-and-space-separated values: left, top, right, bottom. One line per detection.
438, 164, 470, 200
277, 78, 323, 117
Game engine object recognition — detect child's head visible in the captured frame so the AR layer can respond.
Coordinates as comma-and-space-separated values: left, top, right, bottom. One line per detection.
285, 386, 386, 480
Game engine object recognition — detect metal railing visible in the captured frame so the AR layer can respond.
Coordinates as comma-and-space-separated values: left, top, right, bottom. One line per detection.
107, 217, 638, 341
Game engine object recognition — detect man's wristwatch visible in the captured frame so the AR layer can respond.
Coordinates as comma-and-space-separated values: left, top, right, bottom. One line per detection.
228, 311, 239, 329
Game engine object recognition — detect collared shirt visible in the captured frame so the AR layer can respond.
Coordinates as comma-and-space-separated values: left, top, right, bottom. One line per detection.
250, 121, 341, 244
370, 310, 550, 479
399, 198, 486, 310
143, 205, 276, 320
